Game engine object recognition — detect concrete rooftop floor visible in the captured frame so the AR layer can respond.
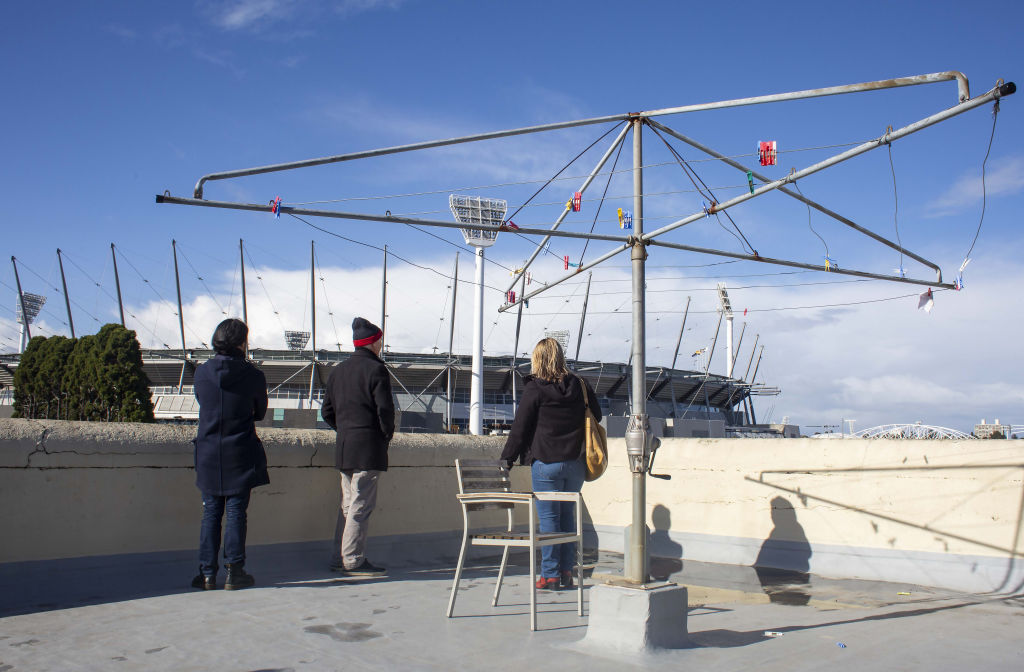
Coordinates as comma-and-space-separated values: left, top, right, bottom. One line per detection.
1, 544, 1022, 671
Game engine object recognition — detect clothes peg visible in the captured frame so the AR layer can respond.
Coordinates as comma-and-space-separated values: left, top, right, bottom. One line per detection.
571, 191, 582, 212
746, 171, 755, 194
270, 196, 282, 217
564, 255, 569, 270
758, 141, 777, 166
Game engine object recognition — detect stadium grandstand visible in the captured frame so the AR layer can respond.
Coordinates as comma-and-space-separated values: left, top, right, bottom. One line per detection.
0, 349, 789, 438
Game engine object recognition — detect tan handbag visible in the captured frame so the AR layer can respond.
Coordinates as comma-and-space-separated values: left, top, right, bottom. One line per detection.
576, 375, 608, 482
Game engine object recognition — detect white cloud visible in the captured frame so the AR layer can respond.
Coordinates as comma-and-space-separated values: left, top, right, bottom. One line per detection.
926, 156, 1024, 217
5, 242, 1021, 435
205, 0, 298, 30
201, 0, 402, 31
105, 24, 138, 41
334, 0, 404, 17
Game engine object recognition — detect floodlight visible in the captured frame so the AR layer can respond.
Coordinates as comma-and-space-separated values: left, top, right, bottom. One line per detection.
717, 283, 736, 378
15, 293, 46, 325
284, 330, 311, 351
544, 329, 570, 353
450, 195, 506, 248
716, 283, 733, 316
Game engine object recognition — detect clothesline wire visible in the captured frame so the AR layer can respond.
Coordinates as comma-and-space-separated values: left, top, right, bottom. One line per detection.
520, 289, 941, 316
286, 139, 868, 206
502, 124, 622, 264
288, 213, 509, 296
579, 134, 625, 264
649, 124, 757, 255
962, 99, 1000, 262
793, 182, 829, 259
887, 142, 903, 272
530, 277, 873, 299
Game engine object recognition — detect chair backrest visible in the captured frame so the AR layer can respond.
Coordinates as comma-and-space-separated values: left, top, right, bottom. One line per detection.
454, 459, 513, 512
454, 458, 511, 494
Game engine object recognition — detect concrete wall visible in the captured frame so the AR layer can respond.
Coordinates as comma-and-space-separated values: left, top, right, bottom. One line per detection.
1, 419, 1021, 593
584, 436, 1024, 593
0, 419, 520, 566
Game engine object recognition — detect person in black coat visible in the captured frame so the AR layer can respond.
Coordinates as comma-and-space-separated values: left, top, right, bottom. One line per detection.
321, 317, 394, 576
191, 318, 268, 591
500, 337, 601, 591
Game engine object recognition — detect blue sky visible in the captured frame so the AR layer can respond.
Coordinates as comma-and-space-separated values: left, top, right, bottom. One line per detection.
2, 0, 1022, 432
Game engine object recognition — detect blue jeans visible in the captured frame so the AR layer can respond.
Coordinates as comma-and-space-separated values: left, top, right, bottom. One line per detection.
531, 459, 585, 578
199, 490, 251, 576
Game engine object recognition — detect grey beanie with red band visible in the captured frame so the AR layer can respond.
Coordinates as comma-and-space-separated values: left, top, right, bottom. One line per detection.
352, 317, 382, 348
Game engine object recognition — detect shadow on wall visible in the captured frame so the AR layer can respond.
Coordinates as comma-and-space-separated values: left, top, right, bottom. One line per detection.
754, 496, 812, 605
650, 504, 684, 580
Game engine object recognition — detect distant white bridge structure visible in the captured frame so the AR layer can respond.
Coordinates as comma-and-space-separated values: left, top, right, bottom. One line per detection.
853, 423, 975, 440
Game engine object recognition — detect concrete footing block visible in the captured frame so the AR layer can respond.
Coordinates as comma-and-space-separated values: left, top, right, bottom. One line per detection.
581, 582, 689, 653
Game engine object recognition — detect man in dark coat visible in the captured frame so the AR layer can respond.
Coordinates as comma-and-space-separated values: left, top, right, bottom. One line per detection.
192, 318, 269, 590
321, 317, 394, 576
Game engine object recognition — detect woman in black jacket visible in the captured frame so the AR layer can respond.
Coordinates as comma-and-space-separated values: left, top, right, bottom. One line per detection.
500, 338, 601, 590
191, 319, 269, 591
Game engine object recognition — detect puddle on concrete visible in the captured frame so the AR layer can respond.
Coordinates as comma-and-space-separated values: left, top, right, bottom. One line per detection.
304, 622, 382, 643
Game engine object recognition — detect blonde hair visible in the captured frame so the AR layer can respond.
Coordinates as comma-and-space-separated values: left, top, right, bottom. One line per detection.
531, 338, 569, 382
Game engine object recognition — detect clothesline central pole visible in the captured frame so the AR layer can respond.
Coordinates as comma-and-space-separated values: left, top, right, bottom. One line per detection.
626, 117, 650, 585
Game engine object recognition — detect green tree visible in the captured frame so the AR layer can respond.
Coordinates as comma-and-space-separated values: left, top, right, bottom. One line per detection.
92, 324, 154, 422
62, 333, 100, 421
12, 335, 47, 418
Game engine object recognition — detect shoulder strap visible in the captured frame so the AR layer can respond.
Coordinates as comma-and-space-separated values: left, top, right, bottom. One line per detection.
575, 374, 590, 410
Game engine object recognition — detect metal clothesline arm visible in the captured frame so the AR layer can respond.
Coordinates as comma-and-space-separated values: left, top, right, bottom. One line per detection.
497, 244, 631, 314
155, 195, 632, 246
640, 82, 1016, 274
503, 122, 631, 295
189, 72, 971, 199
646, 238, 955, 289
646, 119, 943, 277
641, 71, 970, 118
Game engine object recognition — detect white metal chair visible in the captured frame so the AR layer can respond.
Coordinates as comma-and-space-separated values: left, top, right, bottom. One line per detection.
445, 458, 583, 631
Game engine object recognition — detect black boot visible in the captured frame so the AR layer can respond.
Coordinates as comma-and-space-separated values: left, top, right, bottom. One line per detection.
224, 563, 255, 591
191, 568, 216, 590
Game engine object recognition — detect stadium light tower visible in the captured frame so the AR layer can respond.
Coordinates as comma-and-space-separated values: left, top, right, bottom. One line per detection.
717, 282, 734, 377
450, 195, 506, 435
284, 330, 311, 351
15, 293, 46, 353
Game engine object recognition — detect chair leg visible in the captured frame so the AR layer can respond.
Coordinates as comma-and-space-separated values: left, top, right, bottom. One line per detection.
576, 498, 584, 616
576, 541, 584, 616
492, 545, 510, 606
446, 530, 469, 618
529, 545, 537, 632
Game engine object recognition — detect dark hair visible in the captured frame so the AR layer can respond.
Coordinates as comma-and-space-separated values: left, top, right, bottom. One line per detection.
212, 318, 248, 355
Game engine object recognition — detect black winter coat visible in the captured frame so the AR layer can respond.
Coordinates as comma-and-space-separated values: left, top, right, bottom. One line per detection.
500, 374, 602, 467
193, 353, 270, 496
321, 347, 395, 472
